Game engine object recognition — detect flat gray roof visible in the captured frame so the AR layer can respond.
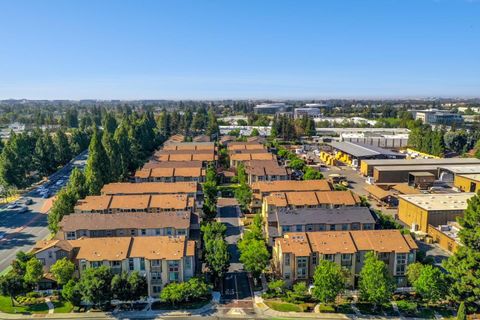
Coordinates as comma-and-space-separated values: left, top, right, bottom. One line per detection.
363, 158, 480, 166
329, 141, 405, 158
375, 163, 480, 172
271, 207, 375, 226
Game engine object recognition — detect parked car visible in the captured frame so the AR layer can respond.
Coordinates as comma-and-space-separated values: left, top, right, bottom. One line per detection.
6, 203, 18, 209
18, 206, 29, 213
25, 198, 33, 205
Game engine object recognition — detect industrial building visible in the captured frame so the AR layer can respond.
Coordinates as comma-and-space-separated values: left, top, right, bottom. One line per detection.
454, 174, 480, 193
360, 158, 480, 177
340, 132, 409, 149
293, 107, 321, 119
329, 141, 406, 167
254, 103, 287, 114
397, 193, 475, 233
413, 109, 464, 126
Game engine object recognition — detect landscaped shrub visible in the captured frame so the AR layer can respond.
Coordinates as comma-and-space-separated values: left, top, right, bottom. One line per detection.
396, 300, 417, 316
26, 292, 41, 298
318, 303, 336, 313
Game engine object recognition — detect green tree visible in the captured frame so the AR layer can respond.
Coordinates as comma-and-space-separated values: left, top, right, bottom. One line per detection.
24, 257, 44, 286
206, 108, 220, 140
85, 129, 110, 194
312, 260, 346, 303
236, 163, 247, 185
102, 112, 118, 134
48, 188, 77, 233
128, 271, 148, 301
77, 266, 113, 307
202, 222, 230, 283
160, 282, 185, 306
239, 238, 269, 282
111, 272, 131, 301
303, 167, 323, 180
457, 301, 467, 320
68, 168, 88, 199
102, 130, 120, 182
183, 277, 211, 301
414, 265, 447, 304
286, 282, 309, 303
250, 128, 260, 137
50, 258, 75, 286
62, 279, 83, 307
234, 183, 252, 213
33, 132, 57, 177
0, 273, 26, 306
267, 279, 286, 297
406, 262, 424, 286
113, 123, 131, 179
443, 193, 480, 311
54, 129, 72, 165
359, 252, 395, 306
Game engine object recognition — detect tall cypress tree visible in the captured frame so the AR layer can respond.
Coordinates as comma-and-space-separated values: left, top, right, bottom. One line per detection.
85, 128, 109, 194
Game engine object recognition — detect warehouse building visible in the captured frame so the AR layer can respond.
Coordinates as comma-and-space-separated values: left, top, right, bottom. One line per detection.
454, 174, 480, 193
360, 158, 480, 177
329, 141, 406, 167
397, 193, 474, 233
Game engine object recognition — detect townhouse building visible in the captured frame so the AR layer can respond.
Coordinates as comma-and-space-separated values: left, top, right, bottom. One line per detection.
101, 182, 200, 199
265, 206, 376, 245
33, 236, 195, 296
134, 167, 206, 183
244, 160, 290, 184
59, 211, 193, 240
273, 230, 418, 287
74, 194, 195, 214
262, 190, 360, 218
250, 180, 332, 213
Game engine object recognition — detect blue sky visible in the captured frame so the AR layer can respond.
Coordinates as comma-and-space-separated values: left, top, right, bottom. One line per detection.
0, 0, 479, 100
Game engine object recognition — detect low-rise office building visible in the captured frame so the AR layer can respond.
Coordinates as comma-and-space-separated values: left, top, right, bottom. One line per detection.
273, 230, 418, 287
266, 206, 375, 245
34, 236, 195, 296
134, 167, 206, 183
398, 193, 474, 232
74, 194, 195, 214
59, 211, 193, 240
293, 107, 321, 119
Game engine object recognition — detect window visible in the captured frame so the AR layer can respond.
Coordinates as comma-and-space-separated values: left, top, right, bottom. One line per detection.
324, 254, 334, 262
66, 232, 76, 240
318, 224, 325, 231
296, 257, 308, 278
151, 259, 161, 269
141, 229, 146, 236
284, 254, 290, 266
295, 225, 303, 232
185, 257, 192, 270
282, 226, 291, 233
341, 224, 349, 231
129, 258, 135, 271
306, 225, 314, 232
396, 253, 407, 275
48, 251, 53, 259
111, 261, 121, 267
155, 228, 161, 236
341, 254, 352, 266
285, 272, 290, 280
312, 253, 318, 265
177, 229, 186, 236
329, 224, 336, 231
168, 261, 179, 281
152, 285, 162, 293
140, 258, 145, 271
351, 223, 360, 231
130, 229, 136, 236
39, 258, 46, 265
166, 228, 173, 236
91, 261, 101, 268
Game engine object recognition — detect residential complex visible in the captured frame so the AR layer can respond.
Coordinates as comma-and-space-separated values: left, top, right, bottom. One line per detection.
273, 230, 418, 287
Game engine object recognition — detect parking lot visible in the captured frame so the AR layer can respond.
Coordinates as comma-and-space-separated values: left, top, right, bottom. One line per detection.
0, 150, 88, 272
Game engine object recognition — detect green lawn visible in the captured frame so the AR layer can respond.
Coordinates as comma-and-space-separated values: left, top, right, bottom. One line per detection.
265, 300, 303, 312
0, 295, 49, 314
53, 300, 74, 313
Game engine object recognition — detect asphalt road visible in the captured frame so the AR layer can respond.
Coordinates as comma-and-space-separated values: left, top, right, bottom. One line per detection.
0, 150, 88, 272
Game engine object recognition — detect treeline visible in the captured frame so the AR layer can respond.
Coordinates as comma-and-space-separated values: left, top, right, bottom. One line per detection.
157, 107, 219, 140
409, 124, 480, 156
271, 115, 316, 140
0, 128, 91, 189
48, 111, 160, 233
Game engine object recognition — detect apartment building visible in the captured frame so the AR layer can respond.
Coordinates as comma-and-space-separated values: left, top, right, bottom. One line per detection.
143, 160, 204, 169
101, 182, 200, 198
266, 206, 375, 245
244, 160, 290, 184
34, 236, 195, 296
134, 167, 206, 183
229, 152, 275, 167
262, 190, 360, 218
250, 180, 332, 213
273, 230, 418, 287
74, 194, 195, 214
397, 193, 474, 232
59, 211, 193, 240
162, 141, 215, 151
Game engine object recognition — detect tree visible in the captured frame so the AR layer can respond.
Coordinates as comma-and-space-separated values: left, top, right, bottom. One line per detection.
443, 193, 480, 311
160, 282, 185, 306
206, 108, 219, 140
111, 272, 131, 301
24, 257, 43, 286
312, 260, 346, 303
62, 279, 82, 307
359, 252, 395, 306
0, 273, 26, 306
239, 238, 269, 281
102, 130, 120, 182
113, 123, 131, 180
77, 266, 113, 307
236, 163, 247, 185
202, 181, 218, 219
50, 258, 75, 286
33, 132, 57, 177
234, 183, 252, 213
68, 168, 88, 199
202, 222, 230, 283
286, 282, 309, 303
414, 265, 447, 304
267, 279, 286, 297
457, 301, 467, 320
250, 128, 260, 137
85, 129, 110, 194
303, 166, 323, 180
48, 188, 77, 233
128, 271, 148, 301
54, 129, 72, 165
289, 158, 306, 171
102, 112, 118, 134
406, 262, 424, 286
183, 277, 210, 301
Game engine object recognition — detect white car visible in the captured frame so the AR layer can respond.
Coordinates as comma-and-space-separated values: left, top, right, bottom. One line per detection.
6, 203, 18, 209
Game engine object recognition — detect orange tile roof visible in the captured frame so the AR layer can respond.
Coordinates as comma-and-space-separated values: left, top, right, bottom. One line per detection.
252, 180, 332, 194
71, 237, 131, 261
315, 191, 360, 206
149, 194, 191, 210
276, 230, 418, 255
101, 182, 198, 195
130, 236, 194, 260
109, 194, 150, 210
364, 185, 394, 200
75, 195, 112, 211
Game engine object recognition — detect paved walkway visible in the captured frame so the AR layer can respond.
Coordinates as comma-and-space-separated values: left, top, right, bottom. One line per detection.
45, 297, 54, 314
